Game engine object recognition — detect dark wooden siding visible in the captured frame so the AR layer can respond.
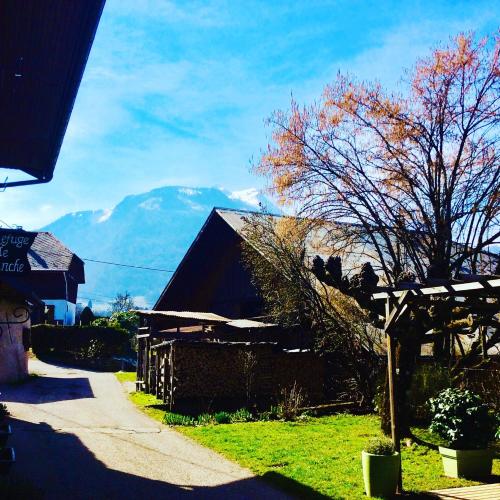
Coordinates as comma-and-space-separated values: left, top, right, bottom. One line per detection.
155, 212, 263, 318
12, 272, 79, 303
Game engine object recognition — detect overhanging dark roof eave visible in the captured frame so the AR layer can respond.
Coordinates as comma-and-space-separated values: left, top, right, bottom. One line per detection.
0, 0, 106, 182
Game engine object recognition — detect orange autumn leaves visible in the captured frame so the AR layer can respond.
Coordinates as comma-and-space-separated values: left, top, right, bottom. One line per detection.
257, 32, 500, 209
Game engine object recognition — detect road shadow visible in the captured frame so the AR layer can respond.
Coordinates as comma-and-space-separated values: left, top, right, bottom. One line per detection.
31, 354, 120, 373
3, 417, 296, 499
260, 471, 332, 499
0, 376, 94, 404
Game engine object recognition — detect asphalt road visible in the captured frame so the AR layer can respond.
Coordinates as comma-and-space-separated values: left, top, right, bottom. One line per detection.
0, 359, 289, 499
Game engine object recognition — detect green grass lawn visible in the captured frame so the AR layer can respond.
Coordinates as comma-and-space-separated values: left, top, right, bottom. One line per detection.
114, 371, 136, 383
179, 416, 500, 499
120, 385, 500, 498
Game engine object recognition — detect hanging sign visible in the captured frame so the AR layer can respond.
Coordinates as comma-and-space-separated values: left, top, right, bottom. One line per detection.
0, 229, 37, 274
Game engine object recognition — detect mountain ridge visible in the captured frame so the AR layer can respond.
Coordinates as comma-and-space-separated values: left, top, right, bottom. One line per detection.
41, 186, 267, 309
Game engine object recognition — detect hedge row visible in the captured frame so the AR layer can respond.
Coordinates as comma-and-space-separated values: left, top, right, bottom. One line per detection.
31, 324, 130, 360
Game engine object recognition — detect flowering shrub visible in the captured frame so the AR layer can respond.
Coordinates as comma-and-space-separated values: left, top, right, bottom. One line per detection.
428, 388, 497, 449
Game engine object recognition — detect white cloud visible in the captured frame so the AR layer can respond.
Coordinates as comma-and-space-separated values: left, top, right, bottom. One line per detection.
229, 188, 260, 208
114, 0, 230, 28
132, 295, 150, 308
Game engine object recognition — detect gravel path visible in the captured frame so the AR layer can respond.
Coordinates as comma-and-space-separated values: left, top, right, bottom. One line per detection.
1, 360, 289, 499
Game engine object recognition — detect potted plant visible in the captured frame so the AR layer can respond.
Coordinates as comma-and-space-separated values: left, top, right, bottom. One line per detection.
428, 388, 497, 479
362, 436, 400, 498
0, 402, 9, 424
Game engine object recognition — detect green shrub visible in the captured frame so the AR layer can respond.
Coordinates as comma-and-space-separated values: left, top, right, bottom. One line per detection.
428, 388, 497, 449
229, 408, 254, 423
364, 436, 395, 455
258, 405, 281, 421
196, 413, 214, 425
31, 324, 130, 361
163, 412, 195, 426
214, 411, 231, 424
91, 317, 110, 328
409, 363, 451, 421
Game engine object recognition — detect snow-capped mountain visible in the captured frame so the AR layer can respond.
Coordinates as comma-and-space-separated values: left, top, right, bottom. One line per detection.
42, 186, 268, 309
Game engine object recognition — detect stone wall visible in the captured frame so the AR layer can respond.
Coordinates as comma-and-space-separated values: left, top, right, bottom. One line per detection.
0, 296, 29, 383
170, 342, 324, 412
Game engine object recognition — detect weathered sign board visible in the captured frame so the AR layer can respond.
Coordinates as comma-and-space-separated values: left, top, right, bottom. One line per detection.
0, 229, 37, 274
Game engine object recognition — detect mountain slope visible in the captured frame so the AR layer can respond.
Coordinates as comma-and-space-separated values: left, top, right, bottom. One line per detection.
42, 186, 264, 309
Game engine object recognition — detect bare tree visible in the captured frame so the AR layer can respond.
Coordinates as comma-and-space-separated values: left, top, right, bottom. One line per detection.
256, 33, 500, 434
257, 33, 499, 283
111, 291, 135, 313
241, 213, 384, 406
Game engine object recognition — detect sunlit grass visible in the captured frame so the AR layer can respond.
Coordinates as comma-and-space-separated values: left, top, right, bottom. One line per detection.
128, 391, 167, 422
114, 371, 136, 383
124, 391, 500, 498
179, 416, 500, 499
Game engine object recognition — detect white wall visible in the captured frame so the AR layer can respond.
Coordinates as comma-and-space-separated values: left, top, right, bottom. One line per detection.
43, 299, 76, 326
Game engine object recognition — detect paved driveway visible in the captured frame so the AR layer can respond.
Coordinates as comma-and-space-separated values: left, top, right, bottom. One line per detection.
1, 360, 289, 499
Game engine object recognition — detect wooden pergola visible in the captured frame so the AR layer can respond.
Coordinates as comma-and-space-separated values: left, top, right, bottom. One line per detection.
372, 277, 500, 491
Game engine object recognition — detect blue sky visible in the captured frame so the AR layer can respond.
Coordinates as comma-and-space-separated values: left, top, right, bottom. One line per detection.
1, 0, 499, 229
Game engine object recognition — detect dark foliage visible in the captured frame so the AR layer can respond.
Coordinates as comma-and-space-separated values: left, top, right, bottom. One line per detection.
428, 388, 497, 449
31, 324, 130, 361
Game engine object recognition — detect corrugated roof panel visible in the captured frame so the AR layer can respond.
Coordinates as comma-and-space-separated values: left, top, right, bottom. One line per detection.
226, 319, 276, 329
134, 310, 230, 323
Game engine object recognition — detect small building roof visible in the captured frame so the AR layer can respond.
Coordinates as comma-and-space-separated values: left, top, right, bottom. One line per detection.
28, 233, 83, 277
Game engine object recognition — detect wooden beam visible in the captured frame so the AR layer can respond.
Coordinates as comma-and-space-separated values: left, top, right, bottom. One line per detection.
385, 297, 402, 493
384, 290, 410, 333
163, 348, 168, 404
373, 278, 500, 300
169, 345, 175, 411
144, 337, 150, 393
154, 352, 160, 396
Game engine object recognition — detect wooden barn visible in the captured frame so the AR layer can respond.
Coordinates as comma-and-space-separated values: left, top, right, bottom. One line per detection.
154, 208, 266, 319
140, 208, 326, 412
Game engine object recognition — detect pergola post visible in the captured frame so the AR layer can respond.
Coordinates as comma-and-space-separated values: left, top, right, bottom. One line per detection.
384, 292, 410, 494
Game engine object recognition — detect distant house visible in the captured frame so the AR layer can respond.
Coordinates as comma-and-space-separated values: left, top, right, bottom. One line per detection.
1, 230, 85, 326
154, 208, 264, 319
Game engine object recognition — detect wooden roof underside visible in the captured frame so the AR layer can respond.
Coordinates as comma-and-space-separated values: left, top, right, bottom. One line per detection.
0, 0, 105, 186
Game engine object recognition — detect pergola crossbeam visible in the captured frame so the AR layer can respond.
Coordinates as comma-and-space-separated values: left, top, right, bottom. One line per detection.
373, 278, 500, 300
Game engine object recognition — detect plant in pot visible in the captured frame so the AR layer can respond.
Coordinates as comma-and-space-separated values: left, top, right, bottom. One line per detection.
362, 436, 400, 498
0, 402, 11, 447
0, 402, 9, 424
428, 388, 497, 479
